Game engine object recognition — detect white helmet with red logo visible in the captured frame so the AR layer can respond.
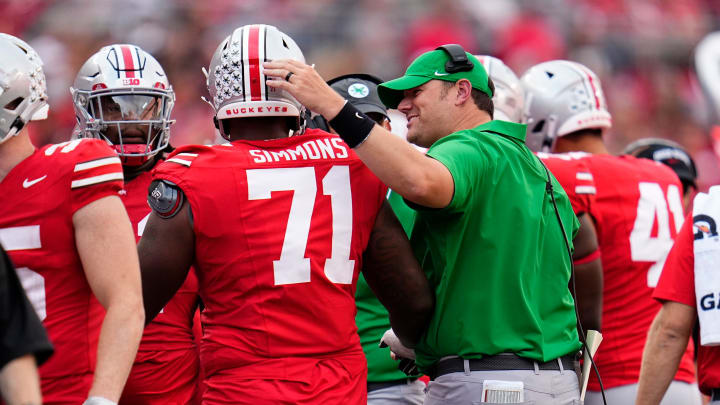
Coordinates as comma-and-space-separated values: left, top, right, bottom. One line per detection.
205, 24, 305, 132
474, 55, 524, 123
71, 44, 175, 166
0, 33, 48, 144
521, 60, 612, 152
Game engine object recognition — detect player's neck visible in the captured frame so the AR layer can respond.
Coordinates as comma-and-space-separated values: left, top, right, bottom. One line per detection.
0, 131, 35, 183
554, 133, 608, 155
226, 117, 293, 142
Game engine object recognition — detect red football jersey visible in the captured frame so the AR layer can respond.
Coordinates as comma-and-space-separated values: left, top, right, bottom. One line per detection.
654, 214, 720, 395
121, 167, 199, 352
0, 140, 123, 391
583, 154, 695, 390
536, 152, 596, 216
152, 129, 387, 381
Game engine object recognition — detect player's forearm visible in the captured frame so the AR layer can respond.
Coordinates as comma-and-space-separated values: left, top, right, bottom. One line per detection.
0, 354, 42, 405
89, 301, 144, 401
572, 259, 603, 332
636, 310, 690, 405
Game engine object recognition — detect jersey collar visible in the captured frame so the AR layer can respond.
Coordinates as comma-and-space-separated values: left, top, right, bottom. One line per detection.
475, 120, 528, 143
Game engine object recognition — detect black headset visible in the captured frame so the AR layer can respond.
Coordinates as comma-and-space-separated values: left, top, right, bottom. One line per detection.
435, 44, 474, 73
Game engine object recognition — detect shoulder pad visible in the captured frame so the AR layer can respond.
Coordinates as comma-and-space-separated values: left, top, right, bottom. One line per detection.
147, 179, 185, 219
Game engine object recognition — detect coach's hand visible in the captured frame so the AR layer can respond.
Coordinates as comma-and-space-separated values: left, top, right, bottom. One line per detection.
264, 60, 346, 120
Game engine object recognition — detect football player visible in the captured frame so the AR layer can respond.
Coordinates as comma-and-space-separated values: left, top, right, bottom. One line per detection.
137, 24, 433, 404
312, 73, 427, 404
522, 60, 700, 405
71, 44, 201, 405
0, 34, 144, 405
480, 54, 603, 333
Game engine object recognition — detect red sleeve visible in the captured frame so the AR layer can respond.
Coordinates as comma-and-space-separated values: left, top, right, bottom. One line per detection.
540, 154, 596, 216
654, 212, 695, 306
66, 139, 124, 213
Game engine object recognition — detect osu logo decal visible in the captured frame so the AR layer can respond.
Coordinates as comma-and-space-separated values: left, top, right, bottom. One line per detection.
693, 214, 718, 240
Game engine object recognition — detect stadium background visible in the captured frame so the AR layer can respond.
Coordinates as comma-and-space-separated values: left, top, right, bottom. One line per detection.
4, 0, 720, 189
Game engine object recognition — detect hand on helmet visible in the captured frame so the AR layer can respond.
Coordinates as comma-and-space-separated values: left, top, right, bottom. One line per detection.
264, 59, 346, 120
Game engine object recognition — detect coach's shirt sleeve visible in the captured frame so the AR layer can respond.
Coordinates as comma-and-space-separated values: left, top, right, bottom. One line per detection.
424, 130, 486, 213
0, 246, 54, 368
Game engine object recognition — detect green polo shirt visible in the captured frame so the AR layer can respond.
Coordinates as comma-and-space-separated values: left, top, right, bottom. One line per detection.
412, 120, 582, 372
355, 190, 420, 382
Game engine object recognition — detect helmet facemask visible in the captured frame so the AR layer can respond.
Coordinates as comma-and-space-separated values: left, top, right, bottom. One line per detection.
73, 87, 174, 166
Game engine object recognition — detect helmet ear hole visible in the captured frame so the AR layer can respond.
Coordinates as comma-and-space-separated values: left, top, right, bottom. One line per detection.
532, 120, 545, 133
4, 97, 23, 110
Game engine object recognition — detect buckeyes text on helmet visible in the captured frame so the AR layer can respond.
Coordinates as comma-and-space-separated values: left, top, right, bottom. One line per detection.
474, 55, 524, 123
206, 24, 305, 123
520, 60, 612, 152
0, 33, 48, 144
70, 44, 175, 166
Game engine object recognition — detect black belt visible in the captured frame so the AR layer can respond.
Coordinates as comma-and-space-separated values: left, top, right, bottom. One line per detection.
367, 378, 417, 393
429, 353, 577, 379
711, 388, 720, 402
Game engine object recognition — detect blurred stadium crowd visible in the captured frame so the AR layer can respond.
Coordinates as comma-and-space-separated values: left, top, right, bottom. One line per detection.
3, 0, 720, 188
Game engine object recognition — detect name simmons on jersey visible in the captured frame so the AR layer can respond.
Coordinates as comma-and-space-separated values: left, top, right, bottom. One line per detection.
248, 137, 349, 164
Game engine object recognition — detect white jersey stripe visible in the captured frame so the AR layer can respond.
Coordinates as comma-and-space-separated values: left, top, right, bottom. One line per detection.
576, 172, 593, 181
176, 153, 198, 158
0, 225, 41, 251
575, 185, 597, 195
167, 157, 192, 167
74, 156, 121, 172
71, 172, 124, 189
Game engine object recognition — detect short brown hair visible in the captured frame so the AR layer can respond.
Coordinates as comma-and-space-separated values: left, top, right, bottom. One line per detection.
440, 78, 495, 119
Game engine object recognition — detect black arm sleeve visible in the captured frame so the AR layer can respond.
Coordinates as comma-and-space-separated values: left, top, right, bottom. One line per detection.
0, 246, 54, 369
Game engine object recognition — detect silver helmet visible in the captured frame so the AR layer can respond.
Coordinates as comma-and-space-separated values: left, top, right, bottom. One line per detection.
205, 24, 305, 133
71, 44, 175, 166
521, 60, 612, 152
0, 33, 48, 144
475, 55, 524, 123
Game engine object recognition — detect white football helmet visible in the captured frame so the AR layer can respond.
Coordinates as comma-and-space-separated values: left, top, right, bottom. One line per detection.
71, 44, 175, 166
521, 60, 612, 152
205, 24, 305, 136
0, 33, 48, 144
475, 55, 524, 123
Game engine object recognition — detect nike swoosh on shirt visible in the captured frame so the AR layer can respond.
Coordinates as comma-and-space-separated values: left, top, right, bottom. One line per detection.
23, 175, 47, 188
355, 112, 364, 119
434, 70, 449, 76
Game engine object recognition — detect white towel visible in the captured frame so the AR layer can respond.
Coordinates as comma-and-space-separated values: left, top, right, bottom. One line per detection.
693, 185, 720, 346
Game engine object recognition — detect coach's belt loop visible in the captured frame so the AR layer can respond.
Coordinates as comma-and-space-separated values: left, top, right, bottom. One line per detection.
464, 359, 471, 375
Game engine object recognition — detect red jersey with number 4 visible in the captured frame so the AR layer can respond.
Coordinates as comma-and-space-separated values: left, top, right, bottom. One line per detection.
654, 213, 720, 395
121, 167, 199, 352
537, 152, 596, 216
0, 140, 123, 389
583, 154, 695, 390
152, 129, 386, 382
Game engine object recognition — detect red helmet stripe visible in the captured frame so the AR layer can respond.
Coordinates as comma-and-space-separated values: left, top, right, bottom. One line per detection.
577, 64, 600, 109
121, 45, 135, 78
247, 26, 262, 101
